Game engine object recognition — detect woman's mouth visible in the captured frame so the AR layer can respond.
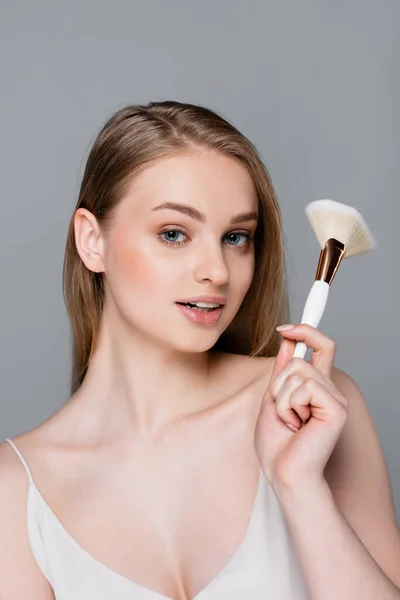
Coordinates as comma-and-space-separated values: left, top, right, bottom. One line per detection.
175, 302, 224, 325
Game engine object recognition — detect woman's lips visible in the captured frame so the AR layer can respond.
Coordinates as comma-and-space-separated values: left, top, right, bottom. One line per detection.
175, 303, 224, 325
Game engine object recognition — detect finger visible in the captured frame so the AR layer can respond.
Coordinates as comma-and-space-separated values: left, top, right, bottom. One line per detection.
261, 338, 295, 410
274, 373, 311, 430
269, 356, 338, 401
270, 337, 296, 381
288, 379, 348, 424
276, 324, 336, 377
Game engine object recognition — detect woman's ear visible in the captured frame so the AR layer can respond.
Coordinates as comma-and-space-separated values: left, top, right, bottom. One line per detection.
74, 208, 105, 273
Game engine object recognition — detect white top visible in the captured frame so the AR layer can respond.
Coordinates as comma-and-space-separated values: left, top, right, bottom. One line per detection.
4, 437, 309, 599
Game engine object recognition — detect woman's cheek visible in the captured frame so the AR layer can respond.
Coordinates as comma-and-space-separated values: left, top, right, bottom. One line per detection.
235, 253, 255, 296
109, 236, 172, 296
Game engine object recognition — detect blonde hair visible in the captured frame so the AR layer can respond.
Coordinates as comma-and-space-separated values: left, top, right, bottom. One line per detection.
63, 100, 290, 394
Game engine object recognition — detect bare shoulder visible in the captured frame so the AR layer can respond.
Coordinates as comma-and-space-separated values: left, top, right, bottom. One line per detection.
0, 438, 55, 598
213, 351, 275, 389
324, 367, 400, 589
210, 351, 276, 417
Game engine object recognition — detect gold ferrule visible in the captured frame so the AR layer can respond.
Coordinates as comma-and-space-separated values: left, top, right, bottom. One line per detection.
315, 238, 346, 285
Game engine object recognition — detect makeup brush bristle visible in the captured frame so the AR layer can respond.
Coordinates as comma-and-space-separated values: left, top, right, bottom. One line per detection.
305, 199, 377, 257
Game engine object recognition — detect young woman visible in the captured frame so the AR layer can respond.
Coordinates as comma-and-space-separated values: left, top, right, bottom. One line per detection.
1, 101, 399, 600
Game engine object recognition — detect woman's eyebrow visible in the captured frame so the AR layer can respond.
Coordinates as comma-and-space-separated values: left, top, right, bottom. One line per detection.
151, 202, 258, 224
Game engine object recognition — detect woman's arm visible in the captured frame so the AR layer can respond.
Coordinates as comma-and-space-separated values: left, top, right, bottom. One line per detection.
0, 442, 56, 599
272, 367, 400, 599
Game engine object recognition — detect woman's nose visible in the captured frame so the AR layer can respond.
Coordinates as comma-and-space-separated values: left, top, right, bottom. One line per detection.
193, 245, 229, 286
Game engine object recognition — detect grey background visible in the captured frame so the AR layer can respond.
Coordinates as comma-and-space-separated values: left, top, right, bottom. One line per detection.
0, 1, 399, 520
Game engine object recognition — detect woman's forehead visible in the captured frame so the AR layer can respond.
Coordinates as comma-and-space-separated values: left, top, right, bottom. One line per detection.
118, 151, 258, 219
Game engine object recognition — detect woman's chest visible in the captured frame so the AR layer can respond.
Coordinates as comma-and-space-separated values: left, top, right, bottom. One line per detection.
51, 438, 262, 600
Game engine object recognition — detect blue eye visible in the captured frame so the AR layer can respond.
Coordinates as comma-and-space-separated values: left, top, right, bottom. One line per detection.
225, 232, 250, 246
160, 230, 186, 245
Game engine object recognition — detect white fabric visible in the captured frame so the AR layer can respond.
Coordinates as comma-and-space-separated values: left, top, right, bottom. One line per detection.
5, 437, 309, 599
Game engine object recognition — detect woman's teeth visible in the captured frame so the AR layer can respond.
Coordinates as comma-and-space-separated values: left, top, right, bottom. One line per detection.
181, 302, 220, 313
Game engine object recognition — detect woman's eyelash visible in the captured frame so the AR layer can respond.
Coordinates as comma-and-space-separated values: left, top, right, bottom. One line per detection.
157, 229, 254, 249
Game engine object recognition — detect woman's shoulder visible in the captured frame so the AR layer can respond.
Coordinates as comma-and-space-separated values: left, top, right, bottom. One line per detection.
0, 435, 56, 598
0, 417, 63, 498
212, 350, 276, 390
0, 428, 44, 486
0, 434, 36, 529
206, 351, 276, 423
0, 435, 29, 483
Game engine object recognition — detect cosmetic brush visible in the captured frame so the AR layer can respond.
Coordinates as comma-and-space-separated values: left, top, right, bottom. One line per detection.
293, 199, 377, 359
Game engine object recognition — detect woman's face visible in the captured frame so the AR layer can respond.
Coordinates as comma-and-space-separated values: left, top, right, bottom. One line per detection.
98, 149, 259, 352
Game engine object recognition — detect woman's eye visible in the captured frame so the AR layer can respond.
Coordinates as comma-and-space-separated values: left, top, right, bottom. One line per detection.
225, 232, 251, 246
159, 230, 187, 246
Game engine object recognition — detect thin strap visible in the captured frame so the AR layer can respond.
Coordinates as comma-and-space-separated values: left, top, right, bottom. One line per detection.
4, 438, 34, 485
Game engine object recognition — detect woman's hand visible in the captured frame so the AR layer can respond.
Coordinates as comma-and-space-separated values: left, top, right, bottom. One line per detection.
254, 324, 349, 491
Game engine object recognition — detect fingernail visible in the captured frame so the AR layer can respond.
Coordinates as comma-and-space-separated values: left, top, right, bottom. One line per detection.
286, 423, 299, 432
276, 324, 295, 331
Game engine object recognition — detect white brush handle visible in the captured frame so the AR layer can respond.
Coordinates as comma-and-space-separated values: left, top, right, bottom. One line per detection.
293, 280, 330, 359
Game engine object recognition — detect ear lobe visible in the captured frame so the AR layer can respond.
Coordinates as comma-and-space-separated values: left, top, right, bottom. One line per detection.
74, 208, 105, 273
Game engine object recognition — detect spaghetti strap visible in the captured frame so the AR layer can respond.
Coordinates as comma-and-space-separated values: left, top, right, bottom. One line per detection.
4, 438, 34, 485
